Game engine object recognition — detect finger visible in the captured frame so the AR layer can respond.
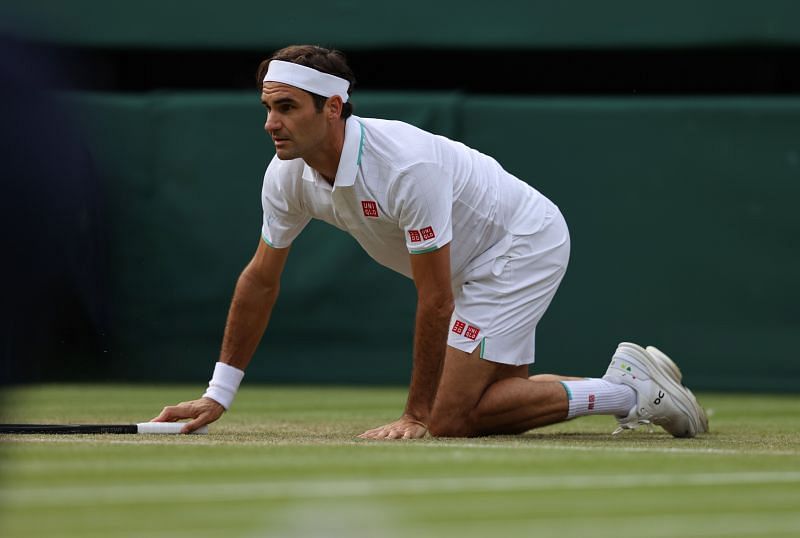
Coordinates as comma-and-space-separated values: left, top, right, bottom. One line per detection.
359, 425, 386, 438
171, 405, 199, 420
399, 427, 416, 439
369, 428, 385, 439
400, 424, 425, 440
359, 423, 392, 439
150, 408, 171, 422
181, 415, 208, 434
151, 405, 186, 422
379, 429, 393, 439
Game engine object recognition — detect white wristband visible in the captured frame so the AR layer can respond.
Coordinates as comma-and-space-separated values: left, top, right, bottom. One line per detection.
202, 362, 245, 410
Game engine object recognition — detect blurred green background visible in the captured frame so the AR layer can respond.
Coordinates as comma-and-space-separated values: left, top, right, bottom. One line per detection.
1, 1, 797, 390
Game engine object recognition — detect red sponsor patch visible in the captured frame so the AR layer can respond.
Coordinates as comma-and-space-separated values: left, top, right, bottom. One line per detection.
420, 226, 435, 240
361, 200, 379, 218
452, 320, 466, 335
588, 393, 596, 411
464, 325, 480, 340
408, 229, 422, 242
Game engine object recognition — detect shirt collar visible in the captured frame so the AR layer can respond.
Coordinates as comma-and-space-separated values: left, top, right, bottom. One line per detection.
301, 116, 364, 189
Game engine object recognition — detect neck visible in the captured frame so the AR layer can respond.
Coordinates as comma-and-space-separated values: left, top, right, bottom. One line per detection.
305, 119, 346, 186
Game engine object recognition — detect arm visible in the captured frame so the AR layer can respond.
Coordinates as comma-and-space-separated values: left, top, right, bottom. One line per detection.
404, 243, 454, 422
359, 244, 454, 439
219, 238, 291, 371
153, 238, 290, 432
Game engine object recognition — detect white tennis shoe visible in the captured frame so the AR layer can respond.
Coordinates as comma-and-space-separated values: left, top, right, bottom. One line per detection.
603, 342, 708, 438
646, 345, 709, 434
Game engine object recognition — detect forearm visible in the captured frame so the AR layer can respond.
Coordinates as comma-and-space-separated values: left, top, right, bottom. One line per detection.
404, 298, 454, 422
219, 267, 279, 371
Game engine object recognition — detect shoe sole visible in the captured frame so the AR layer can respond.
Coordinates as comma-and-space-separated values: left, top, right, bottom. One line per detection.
617, 342, 706, 438
645, 345, 709, 434
646, 345, 682, 383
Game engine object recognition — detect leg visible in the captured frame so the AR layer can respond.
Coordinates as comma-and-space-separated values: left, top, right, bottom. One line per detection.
428, 209, 608, 436
428, 345, 573, 437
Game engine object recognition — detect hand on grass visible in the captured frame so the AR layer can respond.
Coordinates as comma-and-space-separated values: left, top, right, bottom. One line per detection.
151, 397, 224, 434
358, 415, 428, 440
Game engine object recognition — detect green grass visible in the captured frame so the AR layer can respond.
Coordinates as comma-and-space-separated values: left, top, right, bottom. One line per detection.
1, 385, 799, 538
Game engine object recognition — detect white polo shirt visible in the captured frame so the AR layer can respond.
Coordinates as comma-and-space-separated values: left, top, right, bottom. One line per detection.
261, 116, 550, 284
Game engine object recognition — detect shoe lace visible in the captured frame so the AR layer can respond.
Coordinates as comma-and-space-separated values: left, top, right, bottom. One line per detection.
611, 419, 654, 436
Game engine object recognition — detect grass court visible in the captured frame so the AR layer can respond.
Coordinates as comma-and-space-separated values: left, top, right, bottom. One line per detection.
1, 385, 798, 537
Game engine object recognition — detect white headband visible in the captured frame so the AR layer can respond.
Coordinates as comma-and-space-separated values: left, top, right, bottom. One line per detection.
263, 60, 350, 103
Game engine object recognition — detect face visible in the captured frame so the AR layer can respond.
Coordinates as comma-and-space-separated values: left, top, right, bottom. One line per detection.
261, 82, 329, 160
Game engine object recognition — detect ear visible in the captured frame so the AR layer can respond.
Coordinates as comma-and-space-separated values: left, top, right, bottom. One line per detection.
326, 95, 343, 120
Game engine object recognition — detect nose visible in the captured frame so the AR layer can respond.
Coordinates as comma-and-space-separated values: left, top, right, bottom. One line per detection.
265, 111, 281, 134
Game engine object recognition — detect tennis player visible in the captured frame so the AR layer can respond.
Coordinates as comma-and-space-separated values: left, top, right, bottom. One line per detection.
154, 45, 707, 439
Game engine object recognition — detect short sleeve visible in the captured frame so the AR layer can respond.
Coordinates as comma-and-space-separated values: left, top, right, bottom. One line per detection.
393, 164, 453, 254
261, 157, 311, 248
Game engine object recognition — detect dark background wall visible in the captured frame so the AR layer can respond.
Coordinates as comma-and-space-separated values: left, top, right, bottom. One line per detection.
1, 1, 798, 391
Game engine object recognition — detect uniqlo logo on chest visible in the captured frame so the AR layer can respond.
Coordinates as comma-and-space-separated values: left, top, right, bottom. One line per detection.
421, 226, 435, 240
408, 229, 422, 242
452, 320, 466, 335
361, 200, 379, 218
464, 325, 480, 340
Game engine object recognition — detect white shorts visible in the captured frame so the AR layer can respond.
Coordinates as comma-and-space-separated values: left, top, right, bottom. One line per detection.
447, 203, 570, 366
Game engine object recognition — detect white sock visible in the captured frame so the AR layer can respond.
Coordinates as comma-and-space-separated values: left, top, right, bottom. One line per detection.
560, 379, 636, 419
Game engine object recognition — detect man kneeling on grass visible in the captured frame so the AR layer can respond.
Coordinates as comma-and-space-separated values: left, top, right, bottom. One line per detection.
154, 45, 708, 440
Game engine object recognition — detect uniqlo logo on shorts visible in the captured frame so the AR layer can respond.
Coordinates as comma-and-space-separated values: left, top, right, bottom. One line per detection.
452, 320, 466, 335
464, 325, 480, 340
408, 229, 422, 242
361, 200, 379, 218
421, 226, 435, 240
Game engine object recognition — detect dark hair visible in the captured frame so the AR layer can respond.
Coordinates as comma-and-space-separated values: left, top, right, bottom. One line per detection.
257, 45, 356, 119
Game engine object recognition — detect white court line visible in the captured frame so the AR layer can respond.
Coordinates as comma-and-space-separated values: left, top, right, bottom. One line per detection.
2, 471, 800, 508
2, 436, 798, 457
412, 441, 800, 456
